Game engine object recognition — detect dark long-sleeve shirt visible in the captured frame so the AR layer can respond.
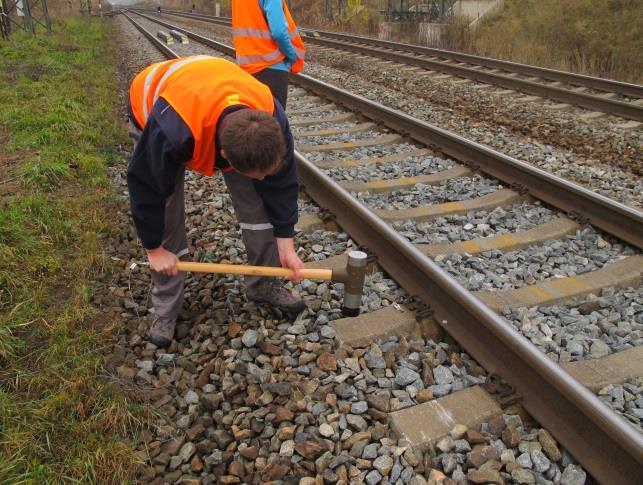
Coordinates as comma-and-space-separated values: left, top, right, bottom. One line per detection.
127, 98, 298, 249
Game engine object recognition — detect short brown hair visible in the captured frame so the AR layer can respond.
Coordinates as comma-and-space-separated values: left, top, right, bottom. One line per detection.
220, 109, 286, 174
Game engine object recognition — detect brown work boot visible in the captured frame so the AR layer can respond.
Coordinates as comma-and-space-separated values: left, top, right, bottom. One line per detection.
148, 315, 176, 348
247, 279, 307, 315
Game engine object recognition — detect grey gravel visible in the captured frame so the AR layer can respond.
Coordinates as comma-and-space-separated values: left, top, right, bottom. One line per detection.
365, 469, 382, 484
299, 129, 392, 145
291, 120, 360, 133
433, 365, 455, 385
598, 377, 643, 431
356, 174, 503, 209
560, 464, 587, 485
303, 142, 421, 165
350, 401, 369, 414
324, 153, 455, 182
183, 390, 199, 406
241, 329, 258, 347
304, 44, 643, 208
437, 229, 635, 292
394, 367, 421, 386
112, 16, 593, 485
503, 285, 643, 362
393, 202, 557, 244
290, 109, 346, 122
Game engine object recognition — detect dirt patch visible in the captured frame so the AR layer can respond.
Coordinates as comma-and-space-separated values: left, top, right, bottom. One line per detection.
2, 61, 54, 82
0, 125, 32, 198
330, 57, 356, 72
0, 245, 118, 388
0, 124, 12, 161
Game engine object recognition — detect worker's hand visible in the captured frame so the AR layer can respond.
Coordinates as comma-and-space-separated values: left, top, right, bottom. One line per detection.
276, 237, 304, 281
146, 246, 179, 276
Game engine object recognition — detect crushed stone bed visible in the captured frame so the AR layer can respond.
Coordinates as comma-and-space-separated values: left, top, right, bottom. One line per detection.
355, 175, 503, 209
323, 153, 455, 182
502, 286, 643, 363
597, 378, 643, 432
392, 202, 558, 245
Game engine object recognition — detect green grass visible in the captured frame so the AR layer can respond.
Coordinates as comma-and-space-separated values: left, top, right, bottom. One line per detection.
447, 0, 643, 83
0, 17, 145, 483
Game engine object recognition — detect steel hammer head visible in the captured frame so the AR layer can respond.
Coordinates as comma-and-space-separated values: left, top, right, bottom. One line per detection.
333, 250, 368, 317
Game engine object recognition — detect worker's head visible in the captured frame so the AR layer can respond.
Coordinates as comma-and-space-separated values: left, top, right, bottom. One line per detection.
220, 109, 286, 180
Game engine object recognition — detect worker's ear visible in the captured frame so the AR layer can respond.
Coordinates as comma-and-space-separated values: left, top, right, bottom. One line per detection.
220, 149, 226, 159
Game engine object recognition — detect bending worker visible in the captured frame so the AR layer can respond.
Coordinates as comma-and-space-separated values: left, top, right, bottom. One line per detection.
127, 56, 306, 348
232, 0, 306, 108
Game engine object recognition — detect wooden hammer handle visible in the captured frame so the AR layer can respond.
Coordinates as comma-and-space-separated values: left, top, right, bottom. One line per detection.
176, 261, 333, 281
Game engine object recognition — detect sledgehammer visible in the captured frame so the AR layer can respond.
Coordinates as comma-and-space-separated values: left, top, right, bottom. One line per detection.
176, 250, 368, 316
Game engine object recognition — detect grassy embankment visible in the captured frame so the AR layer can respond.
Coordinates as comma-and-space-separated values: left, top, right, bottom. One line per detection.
446, 0, 643, 83
0, 17, 143, 483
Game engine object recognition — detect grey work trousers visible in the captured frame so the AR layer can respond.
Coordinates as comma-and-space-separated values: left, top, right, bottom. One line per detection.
129, 124, 280, 321
150, 168, 281, 321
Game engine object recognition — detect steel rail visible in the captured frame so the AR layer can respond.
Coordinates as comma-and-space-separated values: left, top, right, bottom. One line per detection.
132, 11, 237, 57
302, 35, 643, 122
296, 153, 643, 485
134, 7, 230, 26
122, 13, 643, 483
304, 29, 643, 99
122, 10, 179, 59
142, 9, 643, 120
291, 74, 643, 249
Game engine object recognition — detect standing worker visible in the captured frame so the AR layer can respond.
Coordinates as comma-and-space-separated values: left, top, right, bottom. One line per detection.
232, 0, 306, 108
127, 56, 306, 348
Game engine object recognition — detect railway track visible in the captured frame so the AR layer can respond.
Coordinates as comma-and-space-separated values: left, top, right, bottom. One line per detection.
118, 11, 643, 484
144, 8, 643, 124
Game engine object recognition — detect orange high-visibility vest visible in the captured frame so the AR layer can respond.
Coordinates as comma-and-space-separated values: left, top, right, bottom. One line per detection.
129, 56, 275, 176
232, 0, 306, 74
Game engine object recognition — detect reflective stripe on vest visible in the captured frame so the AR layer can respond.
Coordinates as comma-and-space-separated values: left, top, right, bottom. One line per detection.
232, 0, 306, 74
141, 55, 210, 123
232, 27, 273, 39
233, 28, 305, 66
233, 26, 301, 39
141, 63, 162, 121
236, 50, 283, 66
